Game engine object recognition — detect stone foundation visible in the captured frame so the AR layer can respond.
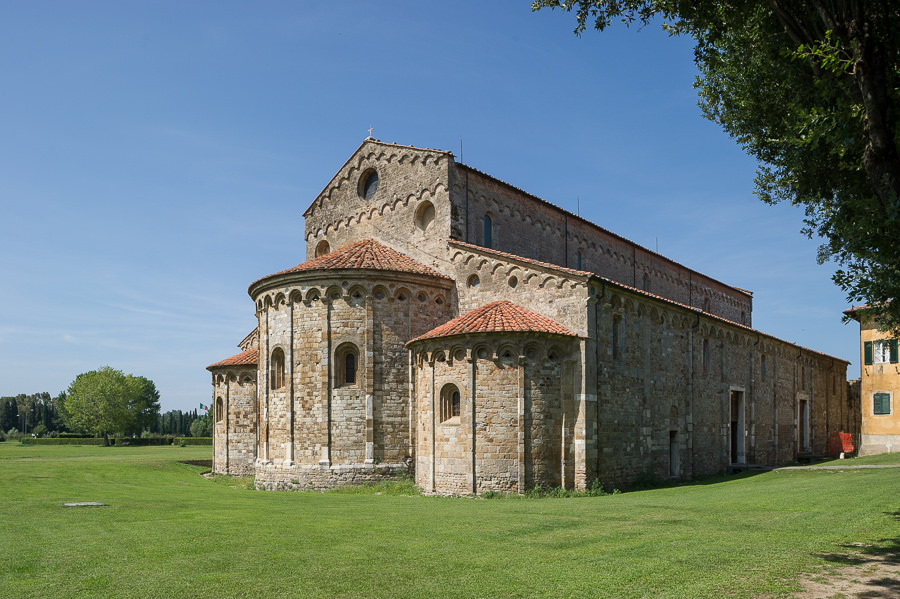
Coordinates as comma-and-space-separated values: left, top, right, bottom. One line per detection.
858, 434, 900, 456
254, 461, 412, 491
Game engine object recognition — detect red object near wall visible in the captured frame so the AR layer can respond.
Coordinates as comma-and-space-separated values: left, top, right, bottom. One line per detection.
828, 431, 855, 455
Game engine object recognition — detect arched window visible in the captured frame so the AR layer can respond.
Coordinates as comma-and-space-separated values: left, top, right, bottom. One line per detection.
315, 240, 330, 258
415, 200, 435, 232
440, 384, 461, 422
335, 343, 359, 387
612, 314, 624, 362
483, 214, 493, 248
215, 397, 224, 423
576, 250, 583, 270
761, 354, 767, 382
642, 272, 650, 292
270, 348, 285, 390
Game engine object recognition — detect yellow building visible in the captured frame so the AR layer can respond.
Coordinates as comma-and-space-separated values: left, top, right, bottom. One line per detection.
846, 305, 900, 455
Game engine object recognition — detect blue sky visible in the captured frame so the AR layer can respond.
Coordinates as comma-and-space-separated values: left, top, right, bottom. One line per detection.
0, 2, 859, 412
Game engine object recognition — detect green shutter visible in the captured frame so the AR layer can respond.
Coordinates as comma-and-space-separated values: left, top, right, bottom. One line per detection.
864, 341, 873, 365
891, 339, 898, 364
874, 393, 891, 415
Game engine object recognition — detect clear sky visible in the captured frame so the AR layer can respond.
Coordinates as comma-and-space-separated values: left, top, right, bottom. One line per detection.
0, 2, 859, 412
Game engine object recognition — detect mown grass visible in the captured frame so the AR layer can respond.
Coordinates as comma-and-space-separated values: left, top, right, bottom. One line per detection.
1, 443, 898, 598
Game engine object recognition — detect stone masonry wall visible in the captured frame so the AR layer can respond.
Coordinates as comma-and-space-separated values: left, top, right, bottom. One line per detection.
211, 367, 257, 476
303, 141, 454, 277
448, 242, 591, 337
593, 284, 850, 490
413, 336, 578, 495
252, 270, 453, 489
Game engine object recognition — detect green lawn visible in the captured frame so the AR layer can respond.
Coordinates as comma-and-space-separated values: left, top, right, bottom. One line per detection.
1, 443, 898, 598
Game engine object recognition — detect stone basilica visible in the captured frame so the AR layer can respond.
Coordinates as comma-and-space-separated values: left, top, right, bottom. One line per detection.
208, 138, 853, 494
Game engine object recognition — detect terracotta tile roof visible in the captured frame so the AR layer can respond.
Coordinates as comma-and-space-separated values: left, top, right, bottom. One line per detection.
255, 239, 450, 283
207, 348, 258, 370
408, 300, 577, 345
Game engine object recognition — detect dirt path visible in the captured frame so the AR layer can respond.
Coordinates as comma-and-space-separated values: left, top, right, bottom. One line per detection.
794, 547, 900, 598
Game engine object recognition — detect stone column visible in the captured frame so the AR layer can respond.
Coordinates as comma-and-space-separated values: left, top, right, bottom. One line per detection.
469, 352, 477, 495
320, 298, 332, 467
364, 293, 375, 464
429, 357, 436, 493
285, 299, 295, 466
517, 353, 525, 495
224, 376, 230, 473
262, 305, 270, 463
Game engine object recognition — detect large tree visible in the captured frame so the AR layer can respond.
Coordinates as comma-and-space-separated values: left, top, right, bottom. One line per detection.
126, 376, 161, 436
60, 367, 161, 444
533, 1, 900, 329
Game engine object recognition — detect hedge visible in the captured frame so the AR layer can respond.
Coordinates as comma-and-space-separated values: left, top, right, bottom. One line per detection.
112, 437, 176, 446
20, 436, 213, 446
178, 437, 213, 446
21, 437, 106, 446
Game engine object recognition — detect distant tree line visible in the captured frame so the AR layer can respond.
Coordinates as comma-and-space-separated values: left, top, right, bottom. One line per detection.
1, 392, 212, 441
0, 392, 64, 437
151, 408, 211, 437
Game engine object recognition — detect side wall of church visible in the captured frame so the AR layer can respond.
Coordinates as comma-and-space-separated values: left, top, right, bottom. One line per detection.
211, 368, 257, 476
448, 166, 752, 326
303, 143, 454, 276
592, 286, 850, 490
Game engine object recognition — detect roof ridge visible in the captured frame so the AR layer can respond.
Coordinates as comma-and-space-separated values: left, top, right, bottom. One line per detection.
408, 300, 577, 345
448, 239, 592, 278
207, 347, 258, 370
455, 163, 752, 298
251, 239, 450, 288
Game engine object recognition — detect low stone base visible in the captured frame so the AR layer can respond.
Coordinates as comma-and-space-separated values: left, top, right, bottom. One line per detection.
213, 462, 255, 476
858, 434, 900, 456
254, 461, 411, 491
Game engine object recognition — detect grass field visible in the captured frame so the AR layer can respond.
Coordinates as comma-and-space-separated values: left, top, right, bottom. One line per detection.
1, 443, 898, 598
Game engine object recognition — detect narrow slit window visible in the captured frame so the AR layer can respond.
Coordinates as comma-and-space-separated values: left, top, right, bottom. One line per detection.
335, 343, 360, 388
345, 351, 357, 385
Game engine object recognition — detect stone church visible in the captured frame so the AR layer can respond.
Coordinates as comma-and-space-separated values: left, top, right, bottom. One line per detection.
208, 138, 854, 495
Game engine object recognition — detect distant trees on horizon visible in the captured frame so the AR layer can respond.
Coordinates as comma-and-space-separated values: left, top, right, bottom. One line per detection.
1, 391, 210, 439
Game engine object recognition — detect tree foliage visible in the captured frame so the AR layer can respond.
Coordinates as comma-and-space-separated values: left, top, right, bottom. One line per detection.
60, 367, 161, 444
189, 411, 213, 438
533, 1, 900, 329
0, 393, 66, 438
127, 376, 161, 436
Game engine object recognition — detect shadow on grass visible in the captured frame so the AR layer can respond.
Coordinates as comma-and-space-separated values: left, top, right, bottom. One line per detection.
627, 468, 770, 492
808, 512, 900, 598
